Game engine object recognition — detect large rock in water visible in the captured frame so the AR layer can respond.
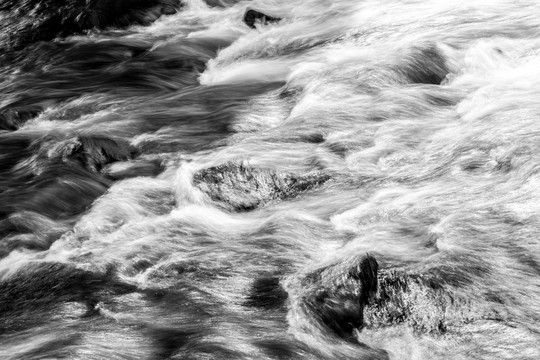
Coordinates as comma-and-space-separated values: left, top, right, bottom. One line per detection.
243, 9, 282, 29
0, 0, 182, 50
299, 254, 379, 339
193, 163, 330, 211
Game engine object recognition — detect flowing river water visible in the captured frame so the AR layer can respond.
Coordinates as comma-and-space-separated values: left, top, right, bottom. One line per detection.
1, 0, 540, 359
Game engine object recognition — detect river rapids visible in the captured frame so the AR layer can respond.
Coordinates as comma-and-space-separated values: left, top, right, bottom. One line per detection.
0, 0, 539, 359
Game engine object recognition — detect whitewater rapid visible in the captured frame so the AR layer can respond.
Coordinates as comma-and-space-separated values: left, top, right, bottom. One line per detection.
1, 0, 540, 359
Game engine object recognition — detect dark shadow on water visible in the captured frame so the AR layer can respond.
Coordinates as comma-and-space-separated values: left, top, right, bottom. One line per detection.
0, 0, 183, 50
0, 38, 227, 130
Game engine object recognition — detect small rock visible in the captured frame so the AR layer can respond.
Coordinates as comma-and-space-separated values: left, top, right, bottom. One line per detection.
243, 9, 282, 29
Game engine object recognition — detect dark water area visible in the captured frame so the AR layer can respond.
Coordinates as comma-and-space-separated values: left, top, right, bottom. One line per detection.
1, 0, 540, 359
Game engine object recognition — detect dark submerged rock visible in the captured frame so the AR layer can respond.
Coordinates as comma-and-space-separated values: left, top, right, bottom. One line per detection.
0, 262, 137, 333
0, 0, 183, 50
300, 254, 379, 339
0, 134, 137, 223
0, 38, 214, 130
300, 133, 326, 144
149, 327, 196, 359
0, 163, 111, 221
243, 9, 282, 29
401, 46, 449, 85
0, 133, 34, 173
193, 162, 330, 211
244, 276, 288, 309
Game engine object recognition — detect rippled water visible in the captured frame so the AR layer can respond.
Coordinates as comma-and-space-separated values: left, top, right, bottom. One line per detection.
1, 0, 540, 359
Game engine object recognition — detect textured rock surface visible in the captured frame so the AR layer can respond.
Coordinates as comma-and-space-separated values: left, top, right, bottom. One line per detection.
364, 270, 484, 335
193, 163, 330, 211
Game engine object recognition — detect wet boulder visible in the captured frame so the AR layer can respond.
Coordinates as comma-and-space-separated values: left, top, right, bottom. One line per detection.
193, 162, 330, 211
243, 9, 282, 29
299, 254, 379, 339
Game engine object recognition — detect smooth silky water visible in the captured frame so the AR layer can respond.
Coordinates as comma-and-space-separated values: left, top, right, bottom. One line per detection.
0, 0, 539, 359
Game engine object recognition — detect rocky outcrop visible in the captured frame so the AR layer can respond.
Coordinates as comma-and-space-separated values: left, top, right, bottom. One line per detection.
0, 0, 182, 50
193, 163, 330, 211
243, 9, 282, 29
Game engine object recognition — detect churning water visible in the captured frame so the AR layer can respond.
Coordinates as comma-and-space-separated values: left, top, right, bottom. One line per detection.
1, 0, 540, 359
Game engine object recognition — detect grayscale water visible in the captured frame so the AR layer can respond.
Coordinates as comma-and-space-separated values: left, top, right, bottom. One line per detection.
1, 0, 539, 359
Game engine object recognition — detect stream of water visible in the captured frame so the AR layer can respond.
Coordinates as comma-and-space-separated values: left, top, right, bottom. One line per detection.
1, 0, 539, 359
